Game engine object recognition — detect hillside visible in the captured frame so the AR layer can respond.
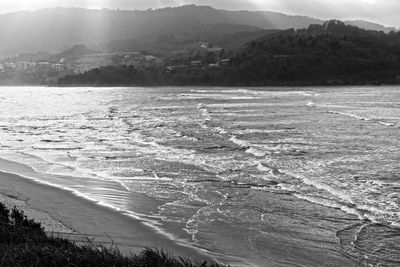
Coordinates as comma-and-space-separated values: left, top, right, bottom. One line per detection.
58, 21, 400, 87
225, 21, 400, 85
345, 20, 396, 33
0, 5, 395, 57
56, 45, 100, 61
220, 10, 323, 30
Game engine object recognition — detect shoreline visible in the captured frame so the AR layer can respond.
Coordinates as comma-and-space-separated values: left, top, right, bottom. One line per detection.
1, 84, 399, 88
0, 158, 361, 266
0, 158, 217, 264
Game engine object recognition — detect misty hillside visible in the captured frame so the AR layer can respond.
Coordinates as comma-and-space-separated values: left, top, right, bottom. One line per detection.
345, 20, 396, 33
220, 10, 323, 30
59, 20, 400, 87
0, 5, 395, 57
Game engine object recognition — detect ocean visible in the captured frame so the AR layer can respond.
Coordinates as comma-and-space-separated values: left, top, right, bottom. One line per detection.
0, 86, 399, 266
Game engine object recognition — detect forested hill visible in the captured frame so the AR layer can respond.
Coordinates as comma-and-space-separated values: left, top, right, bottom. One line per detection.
0, 5, 395, 57
226, 20, 400, 85
59, 21, 400, 87
0, 5, 319, 56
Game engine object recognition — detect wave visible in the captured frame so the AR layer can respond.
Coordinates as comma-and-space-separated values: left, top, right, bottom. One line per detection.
237, 89, 260, 95
190, 88, 260, 95
229, 136, 266, 157
378, 121, 396, 126
328, 111, 396, 126
232, 129, 287, 135
287, 172, 355, 204
292, 193, 365, 220
256, 162, 284, 179
256, 162, 271, 172
280, 170, 400, 226
32, 145, 83, 151
328, 111, 370, 121
179, 93, 257, 100
306, 101, 315, 107
197, 103, 212, 122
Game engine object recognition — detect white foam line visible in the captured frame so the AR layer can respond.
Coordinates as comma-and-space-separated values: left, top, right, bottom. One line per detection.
229, 136, 266, 157
233, 129, 287, 135
378, 121, 395, 126
256, 162, 271, 172
114, 176, 173, 181
285, 171, 354, 205
306, 101, 315, 107
286, 173, 400, 225
293, 193, 364, 220
391, 222, 400, 228
328, 111, 396, 126
328, 111, 370, 121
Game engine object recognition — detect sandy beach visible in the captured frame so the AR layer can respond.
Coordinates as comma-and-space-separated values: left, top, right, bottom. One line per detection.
0, 158, 213, 263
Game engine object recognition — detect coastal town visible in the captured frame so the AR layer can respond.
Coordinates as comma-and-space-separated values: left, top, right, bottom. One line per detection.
0, 52, 164, 74
0, 42, 231, 85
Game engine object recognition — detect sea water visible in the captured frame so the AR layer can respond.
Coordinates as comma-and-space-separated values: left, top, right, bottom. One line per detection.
0, 86, 399, 266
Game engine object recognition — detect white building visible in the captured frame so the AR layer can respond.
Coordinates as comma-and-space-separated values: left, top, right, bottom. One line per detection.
36, 62, 51, 71
52, 64, 65, 72
4, 63, 16, 70
17, 62, 35, 71
190, 61, 202, 67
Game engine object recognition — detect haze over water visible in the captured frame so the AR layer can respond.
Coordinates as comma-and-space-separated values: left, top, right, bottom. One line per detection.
0, 86, 399, 266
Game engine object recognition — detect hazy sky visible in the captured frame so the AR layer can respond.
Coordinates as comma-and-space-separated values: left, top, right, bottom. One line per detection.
1, 0, 398, 27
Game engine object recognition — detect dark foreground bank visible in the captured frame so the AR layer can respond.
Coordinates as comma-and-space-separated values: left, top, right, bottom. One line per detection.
0, 203, 223, 267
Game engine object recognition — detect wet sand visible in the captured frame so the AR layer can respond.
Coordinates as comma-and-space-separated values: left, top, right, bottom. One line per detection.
0, 159, 213, 263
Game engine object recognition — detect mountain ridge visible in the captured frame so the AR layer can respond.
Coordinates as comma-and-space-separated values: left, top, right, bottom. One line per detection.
0, 5, 396, 57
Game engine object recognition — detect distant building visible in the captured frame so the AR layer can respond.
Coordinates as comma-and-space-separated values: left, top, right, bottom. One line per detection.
190, 61, 202, 67
52, 64, 65, 72
123, 54, 141, 67
207, 63, 220, 68
143, 55, 163, 68
200, 42, 209, 49
4, 63, 16, 70
67, 54, 111, 73
36, 62, 51, 71
218, 59, 230, 66
65, 64, 81, 73
166, 66, 176, 72
17, 62, 35, 71
0, 64, 4, 72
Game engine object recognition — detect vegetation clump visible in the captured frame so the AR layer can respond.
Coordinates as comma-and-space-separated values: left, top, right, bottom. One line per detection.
0, 203, 223, 267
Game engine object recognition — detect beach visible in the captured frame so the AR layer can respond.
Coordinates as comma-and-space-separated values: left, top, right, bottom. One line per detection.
0, 158, 213, 263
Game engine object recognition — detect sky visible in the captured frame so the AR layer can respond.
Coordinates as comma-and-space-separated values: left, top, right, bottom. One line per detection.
0, 0, 398, 27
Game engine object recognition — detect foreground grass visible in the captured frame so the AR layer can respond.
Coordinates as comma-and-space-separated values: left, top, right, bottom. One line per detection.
0, 203, 224, 267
